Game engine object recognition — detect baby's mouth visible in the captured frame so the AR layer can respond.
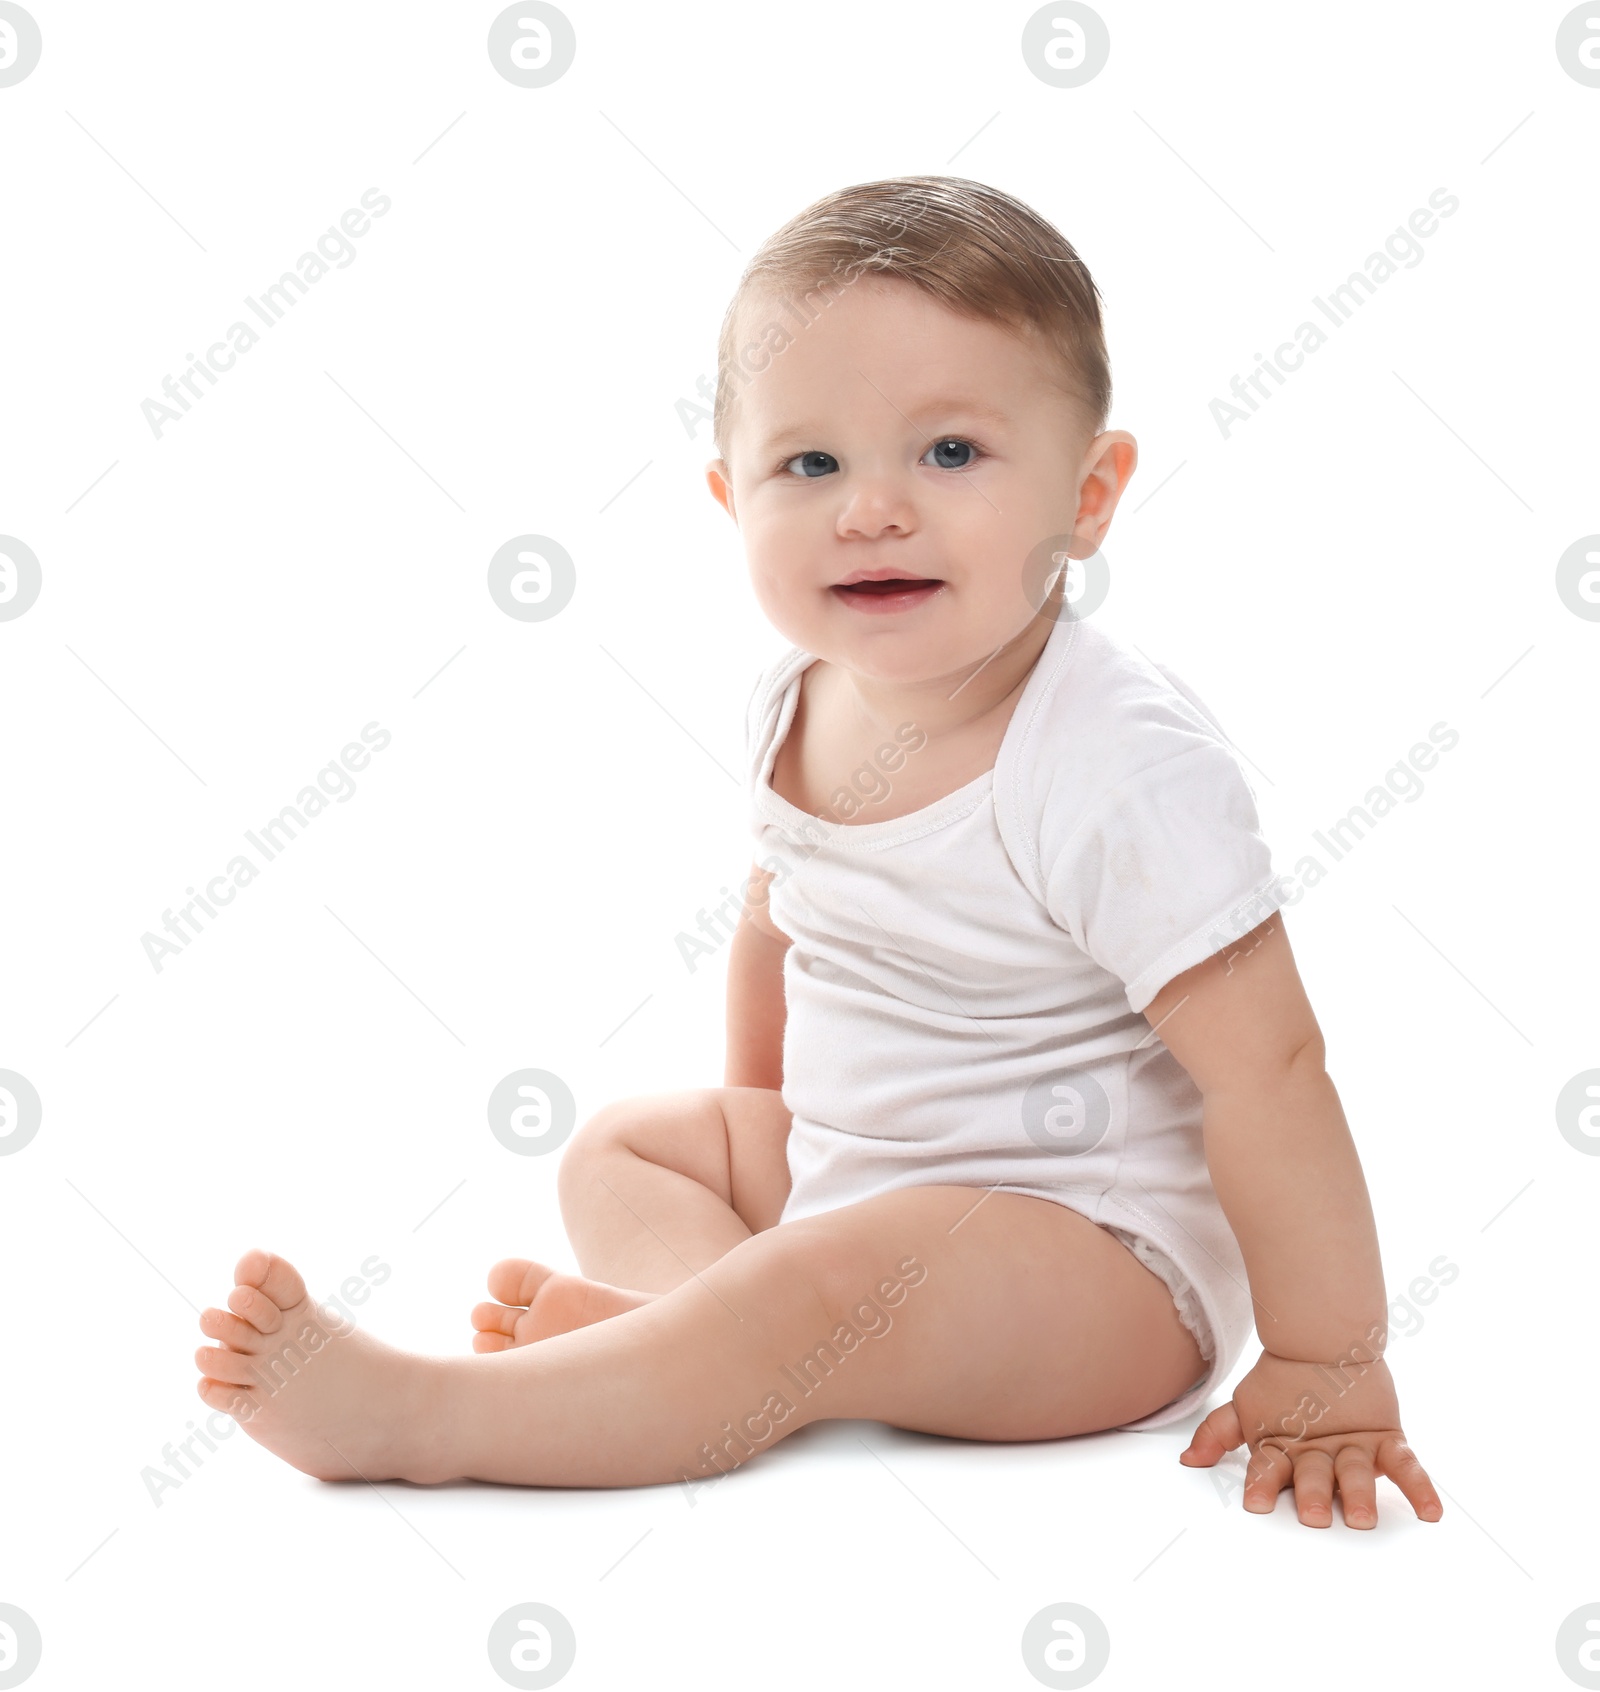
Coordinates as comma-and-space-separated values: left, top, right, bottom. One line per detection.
830, 576, 947, 615
834, 577, 943, 596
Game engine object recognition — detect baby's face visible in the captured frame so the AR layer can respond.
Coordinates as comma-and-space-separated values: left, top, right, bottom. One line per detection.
706, 277, 1131, 684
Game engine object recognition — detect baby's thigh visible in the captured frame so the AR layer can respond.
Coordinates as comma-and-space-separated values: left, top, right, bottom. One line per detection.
562, 1085, 793, 1234
778, 1185, 1205, 1439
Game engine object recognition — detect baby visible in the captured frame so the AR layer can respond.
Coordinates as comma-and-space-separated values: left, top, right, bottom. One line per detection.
193, 175, 1441, 1531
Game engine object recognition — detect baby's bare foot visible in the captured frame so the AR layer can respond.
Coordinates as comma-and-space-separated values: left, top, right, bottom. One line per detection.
470, 1258, 657, 1352
194, 1249, 446, 1484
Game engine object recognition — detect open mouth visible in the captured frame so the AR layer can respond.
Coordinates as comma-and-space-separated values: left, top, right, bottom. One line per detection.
835, 577, 943, 595
831, 576, 946, 614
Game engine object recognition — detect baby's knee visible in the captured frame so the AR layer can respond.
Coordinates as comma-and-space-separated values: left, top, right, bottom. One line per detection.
730, 1214, 883, 1341
554, 1089, 720, 1196
554, 1098, 637, 1203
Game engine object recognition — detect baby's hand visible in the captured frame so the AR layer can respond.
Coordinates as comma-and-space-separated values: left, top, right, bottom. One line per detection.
1177, 1349, 1442, 1530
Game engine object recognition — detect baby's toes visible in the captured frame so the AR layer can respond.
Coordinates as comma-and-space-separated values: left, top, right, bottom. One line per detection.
199, 1306, 264, 1352
470, 1300, 518, 1354
226, 1281, 284, 1334
194, 1343, 260, 1387
233, 1248, 308, 1311
486, 1257, 554, 1307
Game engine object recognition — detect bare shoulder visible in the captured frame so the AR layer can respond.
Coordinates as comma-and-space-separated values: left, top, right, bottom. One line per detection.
767, 660, 820, 814
771, 660, 867, 818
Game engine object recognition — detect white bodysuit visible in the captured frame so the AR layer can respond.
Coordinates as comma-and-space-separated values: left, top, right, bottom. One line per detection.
744, 605, 1292, 1429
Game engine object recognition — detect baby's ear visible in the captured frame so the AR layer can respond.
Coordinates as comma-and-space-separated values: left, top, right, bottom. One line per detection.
705, 460, 736, 519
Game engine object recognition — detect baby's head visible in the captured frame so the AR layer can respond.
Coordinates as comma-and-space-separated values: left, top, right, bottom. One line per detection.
706, 175, 1137, 682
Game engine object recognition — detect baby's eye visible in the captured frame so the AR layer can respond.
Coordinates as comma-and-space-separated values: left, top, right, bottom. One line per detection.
922, 438, 981, 470
781, 451, 838, 478
780, 440, 983, 478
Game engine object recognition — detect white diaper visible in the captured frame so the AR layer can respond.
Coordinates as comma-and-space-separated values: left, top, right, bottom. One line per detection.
1104, 1224, 1216, 1417
1104, 1225, 1216, 1364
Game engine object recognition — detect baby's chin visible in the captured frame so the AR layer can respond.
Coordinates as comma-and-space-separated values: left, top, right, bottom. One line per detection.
808, 613, 1041, 689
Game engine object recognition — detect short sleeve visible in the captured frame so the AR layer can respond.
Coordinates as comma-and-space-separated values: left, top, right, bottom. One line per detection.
1043, 743, 1292, 1014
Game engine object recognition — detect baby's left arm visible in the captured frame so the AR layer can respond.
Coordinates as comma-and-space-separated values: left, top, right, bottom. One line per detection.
1142, 915, 1443, 1532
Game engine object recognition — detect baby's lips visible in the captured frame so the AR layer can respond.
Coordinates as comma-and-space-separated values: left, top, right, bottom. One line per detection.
834, 576, 944, 590
832, 567, 944, 587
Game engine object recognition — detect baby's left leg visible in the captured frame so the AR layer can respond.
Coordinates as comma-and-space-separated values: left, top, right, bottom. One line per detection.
194, 1187, 1203, 1488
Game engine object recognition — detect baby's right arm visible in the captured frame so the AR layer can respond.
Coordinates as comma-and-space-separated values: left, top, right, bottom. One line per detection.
724, 861, 790, 1092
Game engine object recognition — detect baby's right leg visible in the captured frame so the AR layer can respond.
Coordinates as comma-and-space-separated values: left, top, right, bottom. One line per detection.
556, 1087, 794, 1290
472, 1088, 793, 1352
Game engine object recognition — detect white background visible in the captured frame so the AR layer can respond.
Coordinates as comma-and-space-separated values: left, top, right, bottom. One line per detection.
1, 2, 1596, 1688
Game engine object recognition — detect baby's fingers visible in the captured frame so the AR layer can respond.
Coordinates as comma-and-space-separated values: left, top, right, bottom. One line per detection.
1178, 1402, 1243, 1467
1243, 1441, 1292, 1514
1333, 1444, 1378, 1528
1290, 1448, 1336, 1527
1376, 1436, 1443, 1522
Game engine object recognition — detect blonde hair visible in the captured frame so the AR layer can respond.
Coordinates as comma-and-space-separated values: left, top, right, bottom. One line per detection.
713, 175, 1111, 467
